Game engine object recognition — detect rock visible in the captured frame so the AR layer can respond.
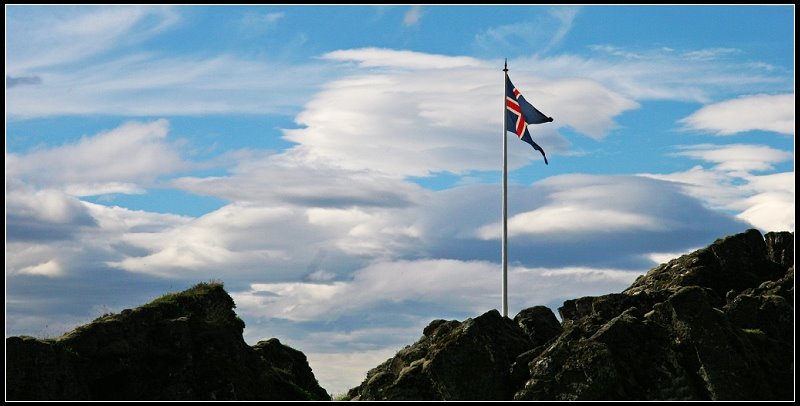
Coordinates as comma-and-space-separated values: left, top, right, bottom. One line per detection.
6, 282, 329, 401
5, 336, 89, 400
723, 266, 794, 400
765, 231, 793, 268
252, 338, 330, 401
513, 306, 562, 347
346, 310, 532, 400
559, 292, 662, 322
514, 305, 694, 401
349, 229, 794, 400
624, 229, 782, 300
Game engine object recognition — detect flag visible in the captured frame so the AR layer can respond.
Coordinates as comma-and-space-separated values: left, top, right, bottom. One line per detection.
505, 75, 553, 164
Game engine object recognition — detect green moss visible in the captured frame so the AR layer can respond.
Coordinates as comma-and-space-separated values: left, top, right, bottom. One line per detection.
145, 281, 225, 308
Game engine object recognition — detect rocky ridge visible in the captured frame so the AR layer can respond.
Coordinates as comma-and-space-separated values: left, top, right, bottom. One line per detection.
6, 282, 330, 401
346, 229, 794, 401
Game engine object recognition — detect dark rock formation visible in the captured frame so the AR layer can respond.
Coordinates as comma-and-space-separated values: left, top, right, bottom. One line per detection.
623, 229, 784, 300
765, 231, 793, 268
513, 305, 562, 347
348, 229, 794, 401
346, 310, 536, 400
6, 282, 329, 401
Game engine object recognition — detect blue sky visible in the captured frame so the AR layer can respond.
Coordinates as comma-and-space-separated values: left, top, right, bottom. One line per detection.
5, 5, 794, 395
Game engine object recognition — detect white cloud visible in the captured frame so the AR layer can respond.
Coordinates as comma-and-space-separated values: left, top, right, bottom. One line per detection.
6, 182, 95, 226
6, 196, 189, 279
645, 249, 697, 267
84, 201, 190, 235
639, 165, 743, 210
742, 171, 795, 195
641, 147, 794, 232
6, 6, 179, 72
733, 171, 795, 232
288, 49, 637, 177
305, 207, 422, 257
143, 168, 749, 284
505, 206, 663, 236
6, 181, 97, 243
7, 119, 184, 194
403, 5, 422, 26
6, 243, 65, 278
64, 183, 146, 197
537, 78, 639, 139
171, 151, 427, 208
672, 143, 792, 173
323, 48, 483, 70
643, 167, 795, 233
16, 260, 65, 278
109, 204, 301, 278
735, 191, 795, 232
477, 174, 697, 240
231, 259, 640, 323
680, 93, 795, 135
307, 349, 400, 396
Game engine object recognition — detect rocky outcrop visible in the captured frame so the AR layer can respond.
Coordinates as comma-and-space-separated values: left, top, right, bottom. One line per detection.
348, 229, 794, 401
6, 282, 329, 401
346, 310, 537, 400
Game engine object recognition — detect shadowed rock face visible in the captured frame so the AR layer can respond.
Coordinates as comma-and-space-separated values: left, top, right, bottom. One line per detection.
347, 229, 794, 401
346, 310, 537, 400
6, 283, 329, 401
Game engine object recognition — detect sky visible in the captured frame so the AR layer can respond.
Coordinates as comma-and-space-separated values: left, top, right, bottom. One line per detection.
4, 5, 795, 395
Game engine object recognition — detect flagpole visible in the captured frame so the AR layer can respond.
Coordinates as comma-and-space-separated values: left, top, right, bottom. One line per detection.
502, 59, 509, 318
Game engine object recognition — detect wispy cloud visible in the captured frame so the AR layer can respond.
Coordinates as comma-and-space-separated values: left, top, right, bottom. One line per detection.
522, 46, 789, 103
6, 6, 179, 72
403, 5, 422, 26
6, 54, 329, 118
681, 47, 740, 61
243, 11, 284, 26
671, 143, 792, 172
548, 7, 579, 51
323, 47, 483, 70
474, 7, 579, 57
680, 93, 795, 135
240, 11, 285, 35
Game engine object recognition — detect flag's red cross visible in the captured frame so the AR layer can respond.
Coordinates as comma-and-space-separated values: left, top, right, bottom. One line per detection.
506, 91, 527, 138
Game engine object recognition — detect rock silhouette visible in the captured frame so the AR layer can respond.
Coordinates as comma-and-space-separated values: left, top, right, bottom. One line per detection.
6, 282, 329, 401
346, 229, 794, 401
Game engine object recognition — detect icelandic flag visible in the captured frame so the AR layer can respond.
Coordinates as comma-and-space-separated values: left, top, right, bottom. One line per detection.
505, 75, 553, 164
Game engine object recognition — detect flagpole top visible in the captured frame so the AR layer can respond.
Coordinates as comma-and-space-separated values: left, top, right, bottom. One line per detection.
503, 59, 508, 72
